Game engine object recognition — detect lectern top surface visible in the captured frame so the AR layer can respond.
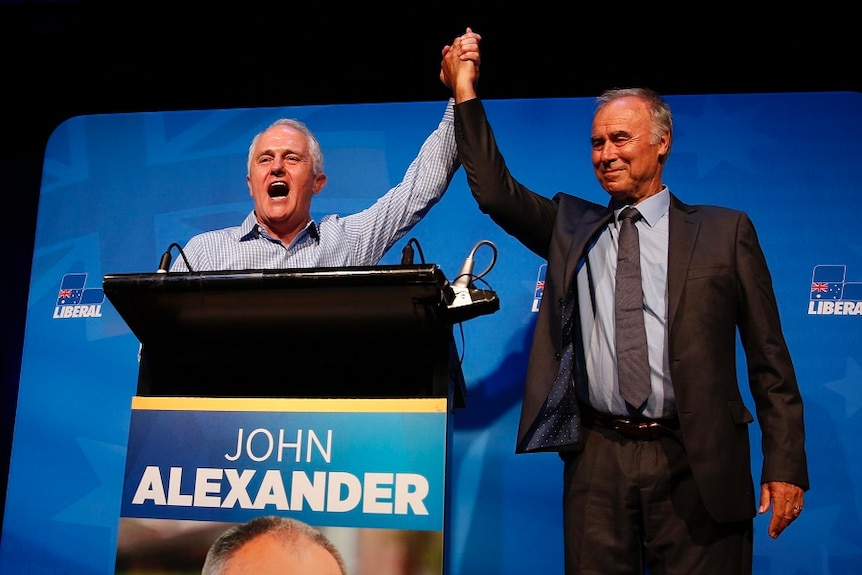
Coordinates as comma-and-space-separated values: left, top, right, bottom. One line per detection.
102, 264, 455, 346
103, 264, 449, 292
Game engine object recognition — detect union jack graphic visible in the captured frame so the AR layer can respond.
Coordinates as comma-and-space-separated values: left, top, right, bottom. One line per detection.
532, 264, 547, 313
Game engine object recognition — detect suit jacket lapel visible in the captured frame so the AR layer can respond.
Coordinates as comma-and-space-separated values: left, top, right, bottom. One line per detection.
561, 207, 614, 293
667, 195, 700, 334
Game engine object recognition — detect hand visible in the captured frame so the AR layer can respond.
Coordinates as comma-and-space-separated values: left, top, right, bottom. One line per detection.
759, 480, 805, 539
440, 27, 481, 102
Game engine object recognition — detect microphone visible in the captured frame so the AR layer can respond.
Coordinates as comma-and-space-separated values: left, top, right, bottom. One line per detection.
156, 242, 194, 273
442, 239, 500, 323
448, 240, 499, 313
401, 243, 414, 265
452, 254, 475, 288
400, 237, 425, 266
157, 250, 173, 273
452, 239, 497, 289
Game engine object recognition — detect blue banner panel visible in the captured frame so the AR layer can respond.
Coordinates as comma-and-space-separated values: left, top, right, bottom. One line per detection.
2, 93, 861, 575
121, 397, 447, 531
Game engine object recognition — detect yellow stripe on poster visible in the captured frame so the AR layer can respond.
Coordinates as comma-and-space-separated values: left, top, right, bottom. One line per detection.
130, 396, 448, 413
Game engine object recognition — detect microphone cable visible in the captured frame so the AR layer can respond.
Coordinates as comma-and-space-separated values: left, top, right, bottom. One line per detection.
400, 237, 426, 265
157, 242, 195, 273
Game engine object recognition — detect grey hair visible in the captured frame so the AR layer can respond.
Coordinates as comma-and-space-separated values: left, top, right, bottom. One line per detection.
247, 118, 325, 176
596, 87, 673, 162
201, 515, 347, 575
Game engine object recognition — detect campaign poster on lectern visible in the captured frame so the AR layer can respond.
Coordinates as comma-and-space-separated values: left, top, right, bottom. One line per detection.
116, 397, 448, 574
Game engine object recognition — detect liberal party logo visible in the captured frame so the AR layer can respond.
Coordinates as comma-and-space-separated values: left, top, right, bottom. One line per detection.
532, 263, 546, 313
53, 273, 104, 319
808, 265, 862, 316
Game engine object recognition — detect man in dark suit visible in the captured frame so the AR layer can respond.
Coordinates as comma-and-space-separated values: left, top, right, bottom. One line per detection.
440, 31, 809, 574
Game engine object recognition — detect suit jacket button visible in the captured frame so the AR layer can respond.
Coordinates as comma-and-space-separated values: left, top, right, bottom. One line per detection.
554, 352, 561, 360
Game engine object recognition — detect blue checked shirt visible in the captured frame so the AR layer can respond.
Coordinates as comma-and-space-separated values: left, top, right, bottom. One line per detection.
171, 100, 458, 271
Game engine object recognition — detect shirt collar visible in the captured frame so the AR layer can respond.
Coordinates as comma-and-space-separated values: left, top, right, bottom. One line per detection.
612, 186, 669, 227
238, 211, 261, 241
238, 210, 320, 245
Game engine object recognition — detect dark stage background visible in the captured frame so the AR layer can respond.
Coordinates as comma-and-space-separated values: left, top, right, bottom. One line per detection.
2, 0, 858, 542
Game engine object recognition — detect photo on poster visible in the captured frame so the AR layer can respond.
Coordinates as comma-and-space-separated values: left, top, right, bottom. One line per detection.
115, 517, 442, 575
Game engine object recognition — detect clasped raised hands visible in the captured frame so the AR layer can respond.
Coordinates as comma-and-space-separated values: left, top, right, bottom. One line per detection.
440, 27, 481, 102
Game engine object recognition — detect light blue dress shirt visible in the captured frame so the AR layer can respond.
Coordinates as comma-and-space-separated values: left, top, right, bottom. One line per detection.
577, 187, 674, 418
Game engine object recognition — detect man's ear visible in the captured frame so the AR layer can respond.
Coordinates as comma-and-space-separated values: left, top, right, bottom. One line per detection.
247, 174, 253, 196
312, 173, 327, 194
658, 132, 671, 165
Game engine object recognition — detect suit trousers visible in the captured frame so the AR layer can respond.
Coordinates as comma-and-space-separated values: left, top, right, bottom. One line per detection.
560, 420, 753, 575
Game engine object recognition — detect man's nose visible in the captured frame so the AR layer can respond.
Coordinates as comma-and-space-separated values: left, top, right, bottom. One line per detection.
600, 141, 618, 162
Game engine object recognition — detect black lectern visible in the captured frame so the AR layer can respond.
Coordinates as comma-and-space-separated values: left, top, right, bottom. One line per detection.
106, 264, 499, 574
103, 265, 494, 405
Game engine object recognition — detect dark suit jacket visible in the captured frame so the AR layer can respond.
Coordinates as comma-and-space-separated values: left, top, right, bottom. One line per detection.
453, 98, 809, 523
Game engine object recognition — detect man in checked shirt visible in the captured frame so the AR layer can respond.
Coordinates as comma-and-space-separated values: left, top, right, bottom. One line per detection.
170, 30, 481, 272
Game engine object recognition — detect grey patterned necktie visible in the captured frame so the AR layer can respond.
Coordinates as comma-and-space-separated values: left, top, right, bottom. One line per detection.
615, 207, 651, 411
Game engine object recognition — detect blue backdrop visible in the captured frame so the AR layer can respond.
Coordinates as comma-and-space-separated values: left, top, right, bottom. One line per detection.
2, 92, 860, 574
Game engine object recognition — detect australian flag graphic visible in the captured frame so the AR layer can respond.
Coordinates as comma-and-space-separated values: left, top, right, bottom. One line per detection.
56, 273, 105, 306
810, 265, 845, 300
810, 265, 862, 302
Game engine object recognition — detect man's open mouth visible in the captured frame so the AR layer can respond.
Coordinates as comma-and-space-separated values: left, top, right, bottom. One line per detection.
268, 181, 288, 198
